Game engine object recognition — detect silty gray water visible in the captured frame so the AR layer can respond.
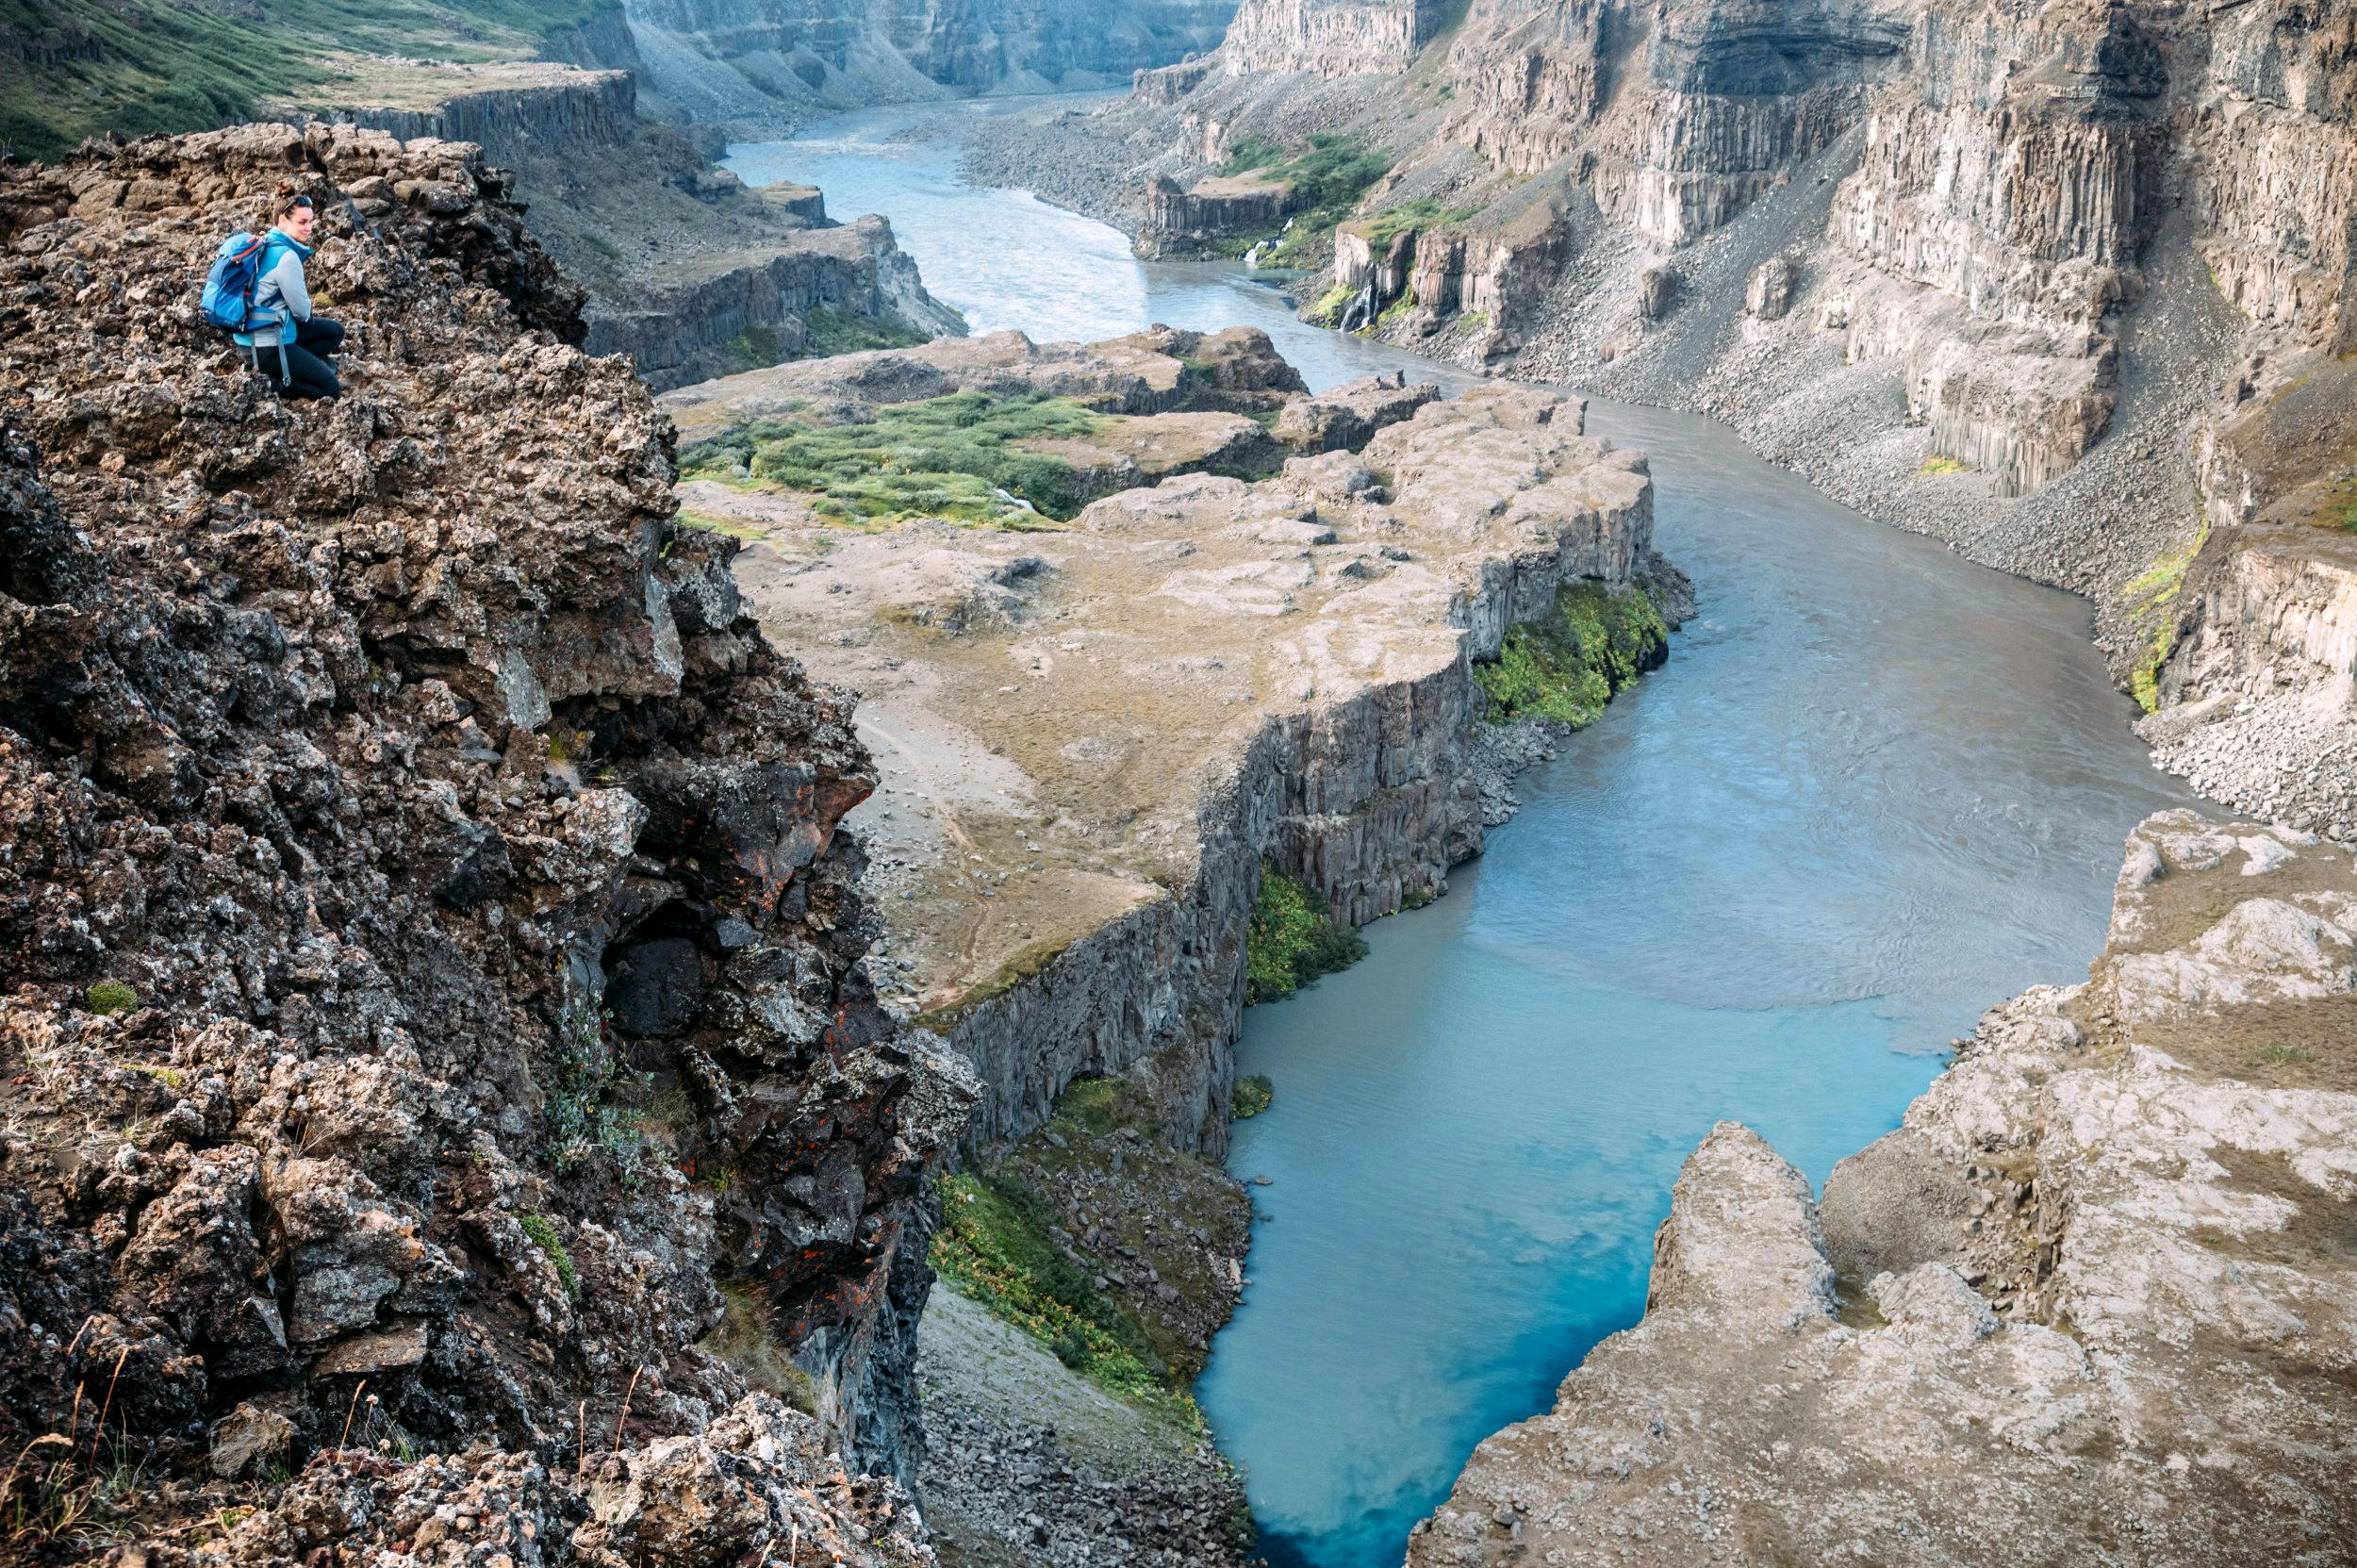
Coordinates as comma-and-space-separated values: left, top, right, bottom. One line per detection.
732, 104, 2206, 1568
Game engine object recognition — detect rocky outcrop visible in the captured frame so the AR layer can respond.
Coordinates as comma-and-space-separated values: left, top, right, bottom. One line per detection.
666, 324, 1308, 437
1273, 370, 1440, 451
0, 121, 961, 1543
587, 215, 962, 391
680, 355, 1676, 1163
1138, 169, 1304, 258
1409, 810, 2357, 1567
1218, 0, 1450, 77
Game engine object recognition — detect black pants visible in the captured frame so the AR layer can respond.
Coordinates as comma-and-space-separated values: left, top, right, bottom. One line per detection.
259, 316, 344, 400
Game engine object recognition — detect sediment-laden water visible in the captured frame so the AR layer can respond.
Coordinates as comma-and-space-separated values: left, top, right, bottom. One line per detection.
733, 105, 2204, 1568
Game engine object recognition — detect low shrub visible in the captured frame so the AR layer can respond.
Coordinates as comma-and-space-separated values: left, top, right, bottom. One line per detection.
1245, 866, 1367, 1004
1232, 1075, 1275, 1118
1475, 581, 1668, 727
678, 390, 1098, 526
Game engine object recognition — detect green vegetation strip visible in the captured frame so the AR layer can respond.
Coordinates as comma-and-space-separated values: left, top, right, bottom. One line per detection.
0, 0, 607, 160
1359, 196, 1482, 250
1220, 134, 1394, 268
679, 390, 1098, 527
2124, 520, 2209, 713
1245, 864, 1367, 1005
1475, 581, 1668, 727
931, 1170, 1178, 1408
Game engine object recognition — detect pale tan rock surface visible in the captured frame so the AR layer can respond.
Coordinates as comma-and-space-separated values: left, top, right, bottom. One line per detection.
1408, 810, 2357, 1567
708, 378, 1665, 1158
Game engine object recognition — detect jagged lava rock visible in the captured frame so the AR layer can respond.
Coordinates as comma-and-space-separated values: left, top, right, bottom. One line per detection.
0, 122, 965, 1543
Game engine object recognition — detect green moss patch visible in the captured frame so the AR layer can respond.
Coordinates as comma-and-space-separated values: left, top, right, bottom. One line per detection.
518, 1211, 579, 1298
85, 980, 139, 1016
931, 1171, 1174, 1405
1232, 1075, 1274, 1118
678, 390, 1099, 527
1303, 284, 1359, 328
1475, 581, 1668, 727
1245, 865, 1367, 1005
2123, 521, 2209, 713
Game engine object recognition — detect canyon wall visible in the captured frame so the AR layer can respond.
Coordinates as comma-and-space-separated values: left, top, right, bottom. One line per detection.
1098, 0, 2357, 832
1219, 0, 1451, 77
305, 63, 962, 392
622, 0, 1236, 125
0, 123, 959, 1541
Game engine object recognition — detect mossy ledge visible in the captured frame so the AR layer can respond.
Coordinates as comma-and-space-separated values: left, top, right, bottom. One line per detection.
1475, 580, 1670, 728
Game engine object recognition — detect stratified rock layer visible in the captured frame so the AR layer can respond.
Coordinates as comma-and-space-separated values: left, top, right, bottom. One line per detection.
0, 122, 961, 1543
1408, 810, 2357, 1566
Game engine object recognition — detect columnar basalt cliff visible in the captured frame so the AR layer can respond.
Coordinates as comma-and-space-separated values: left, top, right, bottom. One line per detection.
1219, 0, 1450, 77
0, 123, 964, 1547
1407, 810, 2357, 1565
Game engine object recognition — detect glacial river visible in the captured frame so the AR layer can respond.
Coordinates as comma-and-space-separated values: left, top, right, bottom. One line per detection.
732, 103, 2203, 1568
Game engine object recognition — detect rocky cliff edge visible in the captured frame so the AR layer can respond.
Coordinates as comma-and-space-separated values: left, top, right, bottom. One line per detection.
1408, 809, 2357, 1566
0, 122, 965, 1555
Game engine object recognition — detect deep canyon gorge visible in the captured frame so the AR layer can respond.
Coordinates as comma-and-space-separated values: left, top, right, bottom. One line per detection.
2, 1, 2354, 1566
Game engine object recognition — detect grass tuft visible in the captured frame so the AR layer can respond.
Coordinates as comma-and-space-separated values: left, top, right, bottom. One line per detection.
518, 1211, 579, 1298
931, 1171, 1176, 1406
678, 390, 1097, 527
2123, 520, 2209, 713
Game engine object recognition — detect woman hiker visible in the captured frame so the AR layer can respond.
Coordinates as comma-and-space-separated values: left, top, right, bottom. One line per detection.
238, 182, 345, 400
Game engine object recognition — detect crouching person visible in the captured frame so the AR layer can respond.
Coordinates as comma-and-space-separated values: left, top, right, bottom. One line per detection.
237, 182, 344, 400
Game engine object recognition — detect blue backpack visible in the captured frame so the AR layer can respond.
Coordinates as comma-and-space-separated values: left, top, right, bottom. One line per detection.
200, 231, 279, 334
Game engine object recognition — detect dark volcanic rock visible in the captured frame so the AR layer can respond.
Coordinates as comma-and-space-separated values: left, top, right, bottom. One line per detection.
0, 121, 965, 1549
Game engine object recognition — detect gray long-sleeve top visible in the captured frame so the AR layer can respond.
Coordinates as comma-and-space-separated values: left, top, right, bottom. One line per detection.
236, 229, 312, 348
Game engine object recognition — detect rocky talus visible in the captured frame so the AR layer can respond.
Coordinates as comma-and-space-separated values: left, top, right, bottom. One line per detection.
0, 123, 964, 1554
1060, 0, 2357, 834
1409, 809, 2357, 1566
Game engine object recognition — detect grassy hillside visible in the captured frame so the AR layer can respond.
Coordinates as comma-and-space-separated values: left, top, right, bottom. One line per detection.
0, 0, 609, 160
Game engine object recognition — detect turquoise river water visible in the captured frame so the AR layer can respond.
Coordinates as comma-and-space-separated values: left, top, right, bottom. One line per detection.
730, 102, 2205, 1568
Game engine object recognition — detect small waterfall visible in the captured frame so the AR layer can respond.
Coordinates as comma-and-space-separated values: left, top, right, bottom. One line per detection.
1337, 279, 1378, 334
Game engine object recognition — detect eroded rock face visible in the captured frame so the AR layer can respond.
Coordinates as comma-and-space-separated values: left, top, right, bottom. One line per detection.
621, 0, 1236, 124
1408, 810, 2357, 1566
1219, 0, 1451, 77
0, 122, 961, 1537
